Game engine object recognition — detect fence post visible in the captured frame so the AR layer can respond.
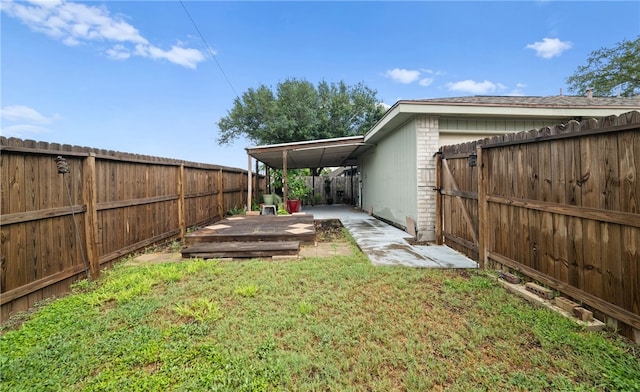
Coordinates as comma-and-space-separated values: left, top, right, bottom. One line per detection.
82, 153, 100, 279
247, 155, 253, 210
435, 151, 443, 245
217, 169, 224, 218
477, 145, 488, 269
178, 164, 185, 240
282, 150, 288, 205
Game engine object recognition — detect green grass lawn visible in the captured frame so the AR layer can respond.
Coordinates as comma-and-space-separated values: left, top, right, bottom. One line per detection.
1, 245, 639, 391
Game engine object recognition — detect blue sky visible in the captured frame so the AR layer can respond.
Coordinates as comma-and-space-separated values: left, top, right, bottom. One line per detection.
2, 1, 639, 169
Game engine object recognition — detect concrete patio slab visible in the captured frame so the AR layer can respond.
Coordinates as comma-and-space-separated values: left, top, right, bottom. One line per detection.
303, 205, 478, 269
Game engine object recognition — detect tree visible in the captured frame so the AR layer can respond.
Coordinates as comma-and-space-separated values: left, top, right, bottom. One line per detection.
216, 78, 387, 145
566, 36, 640, 97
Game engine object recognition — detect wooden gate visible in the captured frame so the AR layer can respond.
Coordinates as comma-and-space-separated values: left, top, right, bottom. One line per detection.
436, 142, 480, 262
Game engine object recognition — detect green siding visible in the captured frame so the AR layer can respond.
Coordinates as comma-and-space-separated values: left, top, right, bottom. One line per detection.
359, 120, 417, 228
439, 117, 572, 134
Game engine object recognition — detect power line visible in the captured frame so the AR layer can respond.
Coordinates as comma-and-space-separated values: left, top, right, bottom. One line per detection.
179, 0, 239, 99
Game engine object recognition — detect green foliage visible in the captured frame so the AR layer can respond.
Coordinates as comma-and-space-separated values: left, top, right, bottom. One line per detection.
270, 168, 311, 200
296, 301, 314, 316
227, 205, 246, 216
217, 78, 387, 145
170, 240, 183, 252
174, 298, 223, 323
566, 36, 640, 97
234, 284, 260, 297
288, 177, 311, 200
276, 205, 289, 215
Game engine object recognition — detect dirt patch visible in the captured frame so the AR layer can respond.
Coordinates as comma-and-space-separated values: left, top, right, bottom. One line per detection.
314, 219, 345, 242
300, 219, 353, 258
126, 252, 184, 266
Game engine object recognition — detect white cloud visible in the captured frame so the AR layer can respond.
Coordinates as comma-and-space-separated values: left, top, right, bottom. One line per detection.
106, 44, 131, 60
526, 37, 572, 58
384, 68, 421, 84
1, 105, 60, 124
1, 0, 206, 69
0, 124, 53, 138
384, 68, 441, 87
418, 78, 434, 87
0, 105, 61, 137
505, 83, 527, 96
136, 44, 206, 70
420, 68, 443, 76
447, 80, 506, 95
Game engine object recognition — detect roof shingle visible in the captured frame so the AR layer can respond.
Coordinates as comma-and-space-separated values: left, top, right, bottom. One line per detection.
404, 95, 640, 108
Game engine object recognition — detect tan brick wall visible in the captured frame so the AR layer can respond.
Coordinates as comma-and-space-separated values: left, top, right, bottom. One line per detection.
416, 115, 439, 241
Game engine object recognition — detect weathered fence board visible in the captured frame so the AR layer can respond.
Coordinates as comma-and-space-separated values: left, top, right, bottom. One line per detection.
0, 137, 263, 320
302, 174, 359, 206
439, 111, 640, 342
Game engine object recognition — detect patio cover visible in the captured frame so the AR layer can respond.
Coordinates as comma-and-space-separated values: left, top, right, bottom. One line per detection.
244, 136, 374, 208
245, 135, 373, 169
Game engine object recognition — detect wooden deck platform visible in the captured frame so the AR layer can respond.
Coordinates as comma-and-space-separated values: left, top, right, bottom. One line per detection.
182, 214, 315, 259
181, 241, 300, 259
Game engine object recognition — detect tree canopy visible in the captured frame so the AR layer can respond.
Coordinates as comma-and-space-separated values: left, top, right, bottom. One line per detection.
216, 79, 387, 146
566, 36, 640, 97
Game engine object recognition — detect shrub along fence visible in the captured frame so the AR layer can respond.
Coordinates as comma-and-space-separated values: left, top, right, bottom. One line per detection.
0, 137, 263, 320
436, 111, 640, 342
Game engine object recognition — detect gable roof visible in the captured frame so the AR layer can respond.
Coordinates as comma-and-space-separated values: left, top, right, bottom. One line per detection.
366, 95, 640, 143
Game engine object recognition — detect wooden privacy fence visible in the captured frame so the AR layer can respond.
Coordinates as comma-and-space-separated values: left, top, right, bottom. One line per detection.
437, 111, 640, 341
0, 137, 263, 320
303, 174, 360, 205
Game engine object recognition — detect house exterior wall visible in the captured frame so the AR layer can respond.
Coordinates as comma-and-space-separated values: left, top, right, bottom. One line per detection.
364, 115, 578, 242
359, 120, 417, 229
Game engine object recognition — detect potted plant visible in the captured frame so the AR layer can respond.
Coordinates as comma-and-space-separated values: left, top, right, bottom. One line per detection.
287, 177, 311, 213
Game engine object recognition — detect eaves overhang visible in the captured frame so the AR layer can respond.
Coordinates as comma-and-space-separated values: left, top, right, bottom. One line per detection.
364, 99, 640, 144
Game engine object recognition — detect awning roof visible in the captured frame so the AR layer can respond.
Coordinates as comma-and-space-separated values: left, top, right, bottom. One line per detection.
246, 136, 373, 169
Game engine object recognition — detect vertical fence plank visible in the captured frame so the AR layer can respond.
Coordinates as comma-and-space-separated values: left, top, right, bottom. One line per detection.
435, 153, 443, 244
24, 141, 41, 307
602, 133, 623, 309
566, 135, 583, 288
83, 154, 100, 279
619, 130, 639, 318
581, 135, 603, 299
247, 155, 253, 210
217, 169, 224, 219
37, 144, 55, 298
477, 146, 487, 268
178, 164, 185, 240
526, 138, 540, 271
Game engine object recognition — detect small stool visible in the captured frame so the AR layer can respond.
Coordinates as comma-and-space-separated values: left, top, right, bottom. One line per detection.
261, 204, 277, 215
